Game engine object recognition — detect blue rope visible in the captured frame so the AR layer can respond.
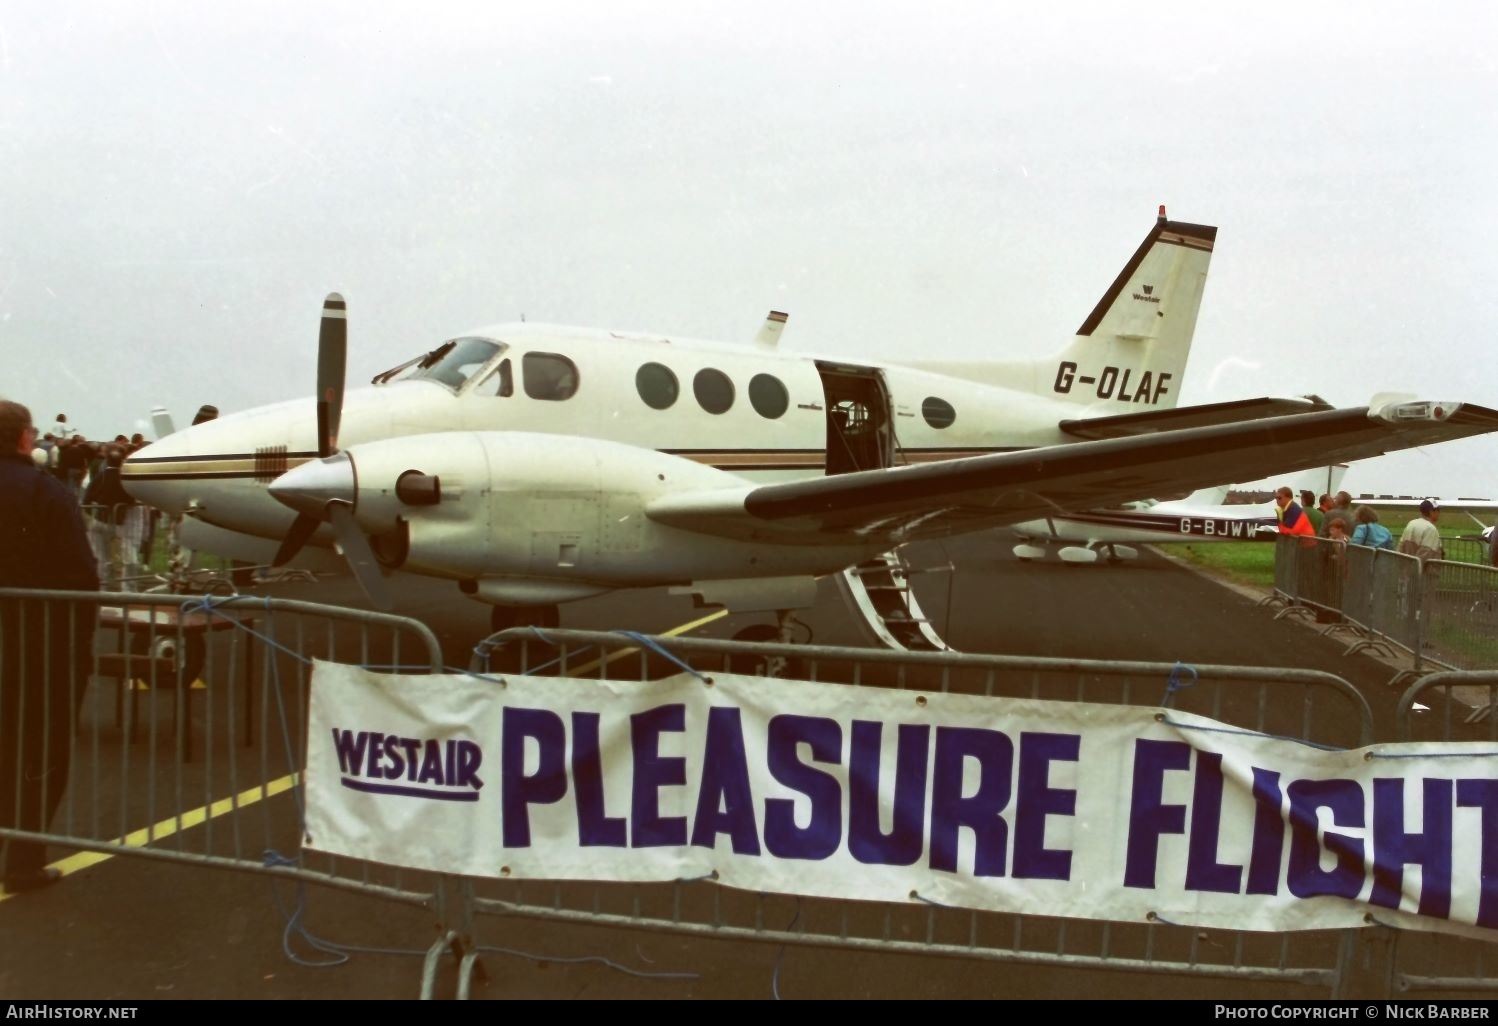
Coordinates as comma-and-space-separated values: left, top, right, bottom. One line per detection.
180, 594, 314, 666
505, 646, 597, 677
610, 630, 709, 682
262, 850, 351, 967
1161, 661, 1198, 706
473, 944, 700, 981
470, 628, 593, 676
1157, 714, 1350, 753
770, 899, 802, 1001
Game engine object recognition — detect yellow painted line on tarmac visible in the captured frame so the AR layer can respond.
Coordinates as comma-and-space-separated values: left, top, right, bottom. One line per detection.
563, 608, 729, 677
1, 774, 299, 903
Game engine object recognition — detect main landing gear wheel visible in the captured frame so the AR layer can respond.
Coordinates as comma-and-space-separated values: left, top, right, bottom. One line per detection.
727, 621, 805, 678
489, 604, 560, 633
129, 630, 207, 690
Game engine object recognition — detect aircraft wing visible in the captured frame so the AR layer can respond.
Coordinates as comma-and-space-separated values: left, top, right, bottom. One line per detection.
1059, 395, 1331, 440
1355, 498, 1498, 509
647, 398, 1498, 545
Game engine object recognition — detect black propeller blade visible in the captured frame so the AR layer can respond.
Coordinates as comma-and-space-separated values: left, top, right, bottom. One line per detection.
273, 293, 350, 567
272, 513, 321, 568
315, 293, 347, 459
328, 503, 392, 611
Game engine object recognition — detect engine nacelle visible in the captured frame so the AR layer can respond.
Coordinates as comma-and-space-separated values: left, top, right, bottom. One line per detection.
341, 431, 862, 590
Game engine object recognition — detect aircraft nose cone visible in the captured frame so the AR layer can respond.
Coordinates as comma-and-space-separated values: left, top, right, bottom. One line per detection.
268, 451, 356, 518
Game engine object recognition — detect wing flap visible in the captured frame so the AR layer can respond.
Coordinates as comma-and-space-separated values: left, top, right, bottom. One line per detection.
1059, 395, 1332, 440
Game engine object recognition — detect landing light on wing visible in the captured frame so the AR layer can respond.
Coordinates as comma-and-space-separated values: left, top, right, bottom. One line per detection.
1370, 395, 1458, 422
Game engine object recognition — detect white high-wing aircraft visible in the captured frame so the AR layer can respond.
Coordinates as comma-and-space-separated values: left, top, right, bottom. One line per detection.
120, 209, 1498, 647
1010, 467, 1349, 564
1010, 487, 1280, 564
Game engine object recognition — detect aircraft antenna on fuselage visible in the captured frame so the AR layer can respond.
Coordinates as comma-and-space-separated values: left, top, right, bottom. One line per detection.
755, 310, 789, 348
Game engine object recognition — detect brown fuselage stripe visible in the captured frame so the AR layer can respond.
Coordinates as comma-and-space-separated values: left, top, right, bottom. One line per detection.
120, 447, 1019, 482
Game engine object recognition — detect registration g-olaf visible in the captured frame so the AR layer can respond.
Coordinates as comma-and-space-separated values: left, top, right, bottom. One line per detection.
120, 208, 1498, 648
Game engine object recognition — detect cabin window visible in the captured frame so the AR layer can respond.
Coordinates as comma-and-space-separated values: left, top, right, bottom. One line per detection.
922, 396, 956, 429
749, 374, 789, 419
636, 362, 679, 410
693, 368, 735, 414
523, 353, 579, 401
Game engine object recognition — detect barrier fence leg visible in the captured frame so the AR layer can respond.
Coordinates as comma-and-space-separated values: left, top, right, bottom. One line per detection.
421, 874, 484, 999
1331, 925, 1397, 999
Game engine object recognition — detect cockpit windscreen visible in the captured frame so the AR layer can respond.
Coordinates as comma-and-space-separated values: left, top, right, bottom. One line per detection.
372, 337, 507, 391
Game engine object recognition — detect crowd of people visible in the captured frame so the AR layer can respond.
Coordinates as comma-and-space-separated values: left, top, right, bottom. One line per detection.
1273, 486, 1498, 625
1275, 487, 1467, 560
30, 413, 159, 583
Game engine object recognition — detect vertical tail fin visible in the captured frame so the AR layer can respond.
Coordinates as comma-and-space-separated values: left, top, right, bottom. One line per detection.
915, 209, 1216, 412
1051, 208, 1215, 411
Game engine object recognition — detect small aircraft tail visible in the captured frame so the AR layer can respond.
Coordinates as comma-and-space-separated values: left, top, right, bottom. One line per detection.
1180, 484, 1233, 506
918, 208, 1216, 412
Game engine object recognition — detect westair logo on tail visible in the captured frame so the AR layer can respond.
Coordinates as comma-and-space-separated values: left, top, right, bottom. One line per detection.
1132, 283, 1160, 304
330, 727, 485, 801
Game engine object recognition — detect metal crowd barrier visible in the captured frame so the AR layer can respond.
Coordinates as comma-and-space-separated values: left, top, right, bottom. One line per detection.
0, 588, 466, 996
1392, 670, 1498, 993
7, 588, 1493, 998
1272, 537, 1498, 677
465, 627, 1380, 997
78, 502, 223, 593
1417, 559, 1498, 673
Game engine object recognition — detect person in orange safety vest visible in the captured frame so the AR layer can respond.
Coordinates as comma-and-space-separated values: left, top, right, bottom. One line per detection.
1275, 486, 1317, 539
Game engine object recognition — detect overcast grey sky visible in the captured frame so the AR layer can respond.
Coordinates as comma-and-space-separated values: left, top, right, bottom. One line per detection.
4, 1, 1495, 497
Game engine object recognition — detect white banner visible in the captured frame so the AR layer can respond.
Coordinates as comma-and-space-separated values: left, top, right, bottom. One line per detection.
302, 660, 1498, 938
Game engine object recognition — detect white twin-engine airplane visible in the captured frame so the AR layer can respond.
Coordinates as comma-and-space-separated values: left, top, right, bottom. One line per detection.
1010, 467, 1350, 564
120, 209, 1498, 648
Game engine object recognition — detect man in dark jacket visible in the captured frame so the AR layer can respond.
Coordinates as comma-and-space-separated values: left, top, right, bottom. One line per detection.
0, 399, 98, 894
82, 444, 136, 585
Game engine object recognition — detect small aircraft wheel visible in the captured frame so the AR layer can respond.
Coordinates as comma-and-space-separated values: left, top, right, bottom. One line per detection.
731, 624, 781, 644
128, 630, 207, 690
726, 624, 803, 678
489, 603, 560, 633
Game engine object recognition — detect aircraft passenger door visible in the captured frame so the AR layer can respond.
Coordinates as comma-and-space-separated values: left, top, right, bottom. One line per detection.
815, 361, 894, 476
